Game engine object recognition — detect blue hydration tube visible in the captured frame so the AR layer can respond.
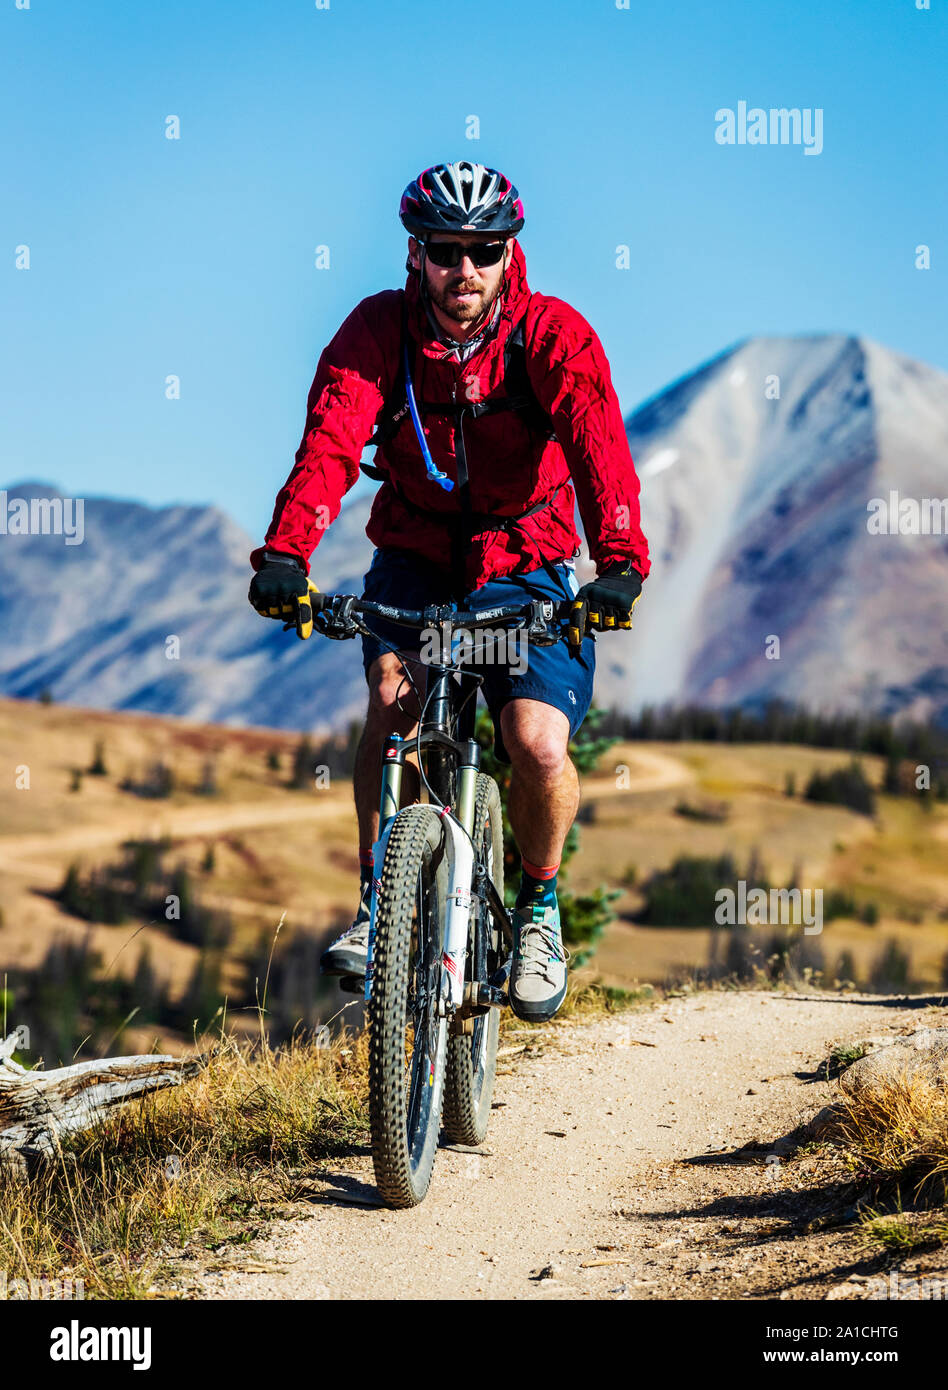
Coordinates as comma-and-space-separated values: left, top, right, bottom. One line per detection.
402, 336, 454, 493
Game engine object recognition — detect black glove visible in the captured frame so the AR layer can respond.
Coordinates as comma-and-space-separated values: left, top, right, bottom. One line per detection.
568, 563, 643, 648
248, 551, 319, 640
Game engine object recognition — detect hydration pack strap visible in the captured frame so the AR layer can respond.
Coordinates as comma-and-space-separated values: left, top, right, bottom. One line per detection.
363, 295, 560, 598
367, 298, 556, 449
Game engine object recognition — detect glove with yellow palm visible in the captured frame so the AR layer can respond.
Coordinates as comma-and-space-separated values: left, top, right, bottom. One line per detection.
248, 550, 322, 640
568, 562, 643, 649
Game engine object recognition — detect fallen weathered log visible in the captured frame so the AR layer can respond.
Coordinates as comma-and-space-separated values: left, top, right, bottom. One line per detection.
0, 1031, 207, 1176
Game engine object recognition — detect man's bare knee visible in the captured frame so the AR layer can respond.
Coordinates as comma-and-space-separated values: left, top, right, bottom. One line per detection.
513, 736, 569, 781
366, 653, 420, 728
501, 707, 570, 782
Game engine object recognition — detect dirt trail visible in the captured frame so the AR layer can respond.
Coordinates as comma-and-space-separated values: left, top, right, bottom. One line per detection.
188, 990, 944, 1302
583, 745, 693, 798
0, 795, 352, 882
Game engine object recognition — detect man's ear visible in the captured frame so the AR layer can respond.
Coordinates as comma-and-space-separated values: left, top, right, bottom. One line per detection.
407, 236, 423, 272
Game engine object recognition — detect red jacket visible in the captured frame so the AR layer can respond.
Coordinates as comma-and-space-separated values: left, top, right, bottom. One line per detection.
252, 242, 649, 588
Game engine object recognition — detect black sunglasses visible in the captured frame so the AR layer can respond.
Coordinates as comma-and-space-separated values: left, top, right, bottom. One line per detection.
423, 239, 508, 269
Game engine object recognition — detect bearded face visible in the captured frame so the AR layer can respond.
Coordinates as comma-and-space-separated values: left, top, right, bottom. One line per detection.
425, 262, 503, 325
410, 235, 513, 330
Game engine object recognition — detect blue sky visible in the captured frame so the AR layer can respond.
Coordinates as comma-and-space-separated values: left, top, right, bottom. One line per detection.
2, 0, 945, 541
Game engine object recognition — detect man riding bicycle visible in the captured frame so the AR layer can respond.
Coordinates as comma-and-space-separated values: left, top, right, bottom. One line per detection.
249, 160, 649, 1024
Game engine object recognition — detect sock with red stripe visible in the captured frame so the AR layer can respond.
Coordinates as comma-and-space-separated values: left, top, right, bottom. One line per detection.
359, 847, 374, 895
517, 855, 559, 910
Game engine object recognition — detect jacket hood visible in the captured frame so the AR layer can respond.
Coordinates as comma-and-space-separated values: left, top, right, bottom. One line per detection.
404, 239, 531, 348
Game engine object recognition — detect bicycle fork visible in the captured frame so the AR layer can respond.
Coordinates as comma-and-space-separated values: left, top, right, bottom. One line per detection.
364, 734, 480, 1012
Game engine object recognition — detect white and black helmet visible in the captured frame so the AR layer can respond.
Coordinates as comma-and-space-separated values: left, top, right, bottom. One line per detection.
400, 161, 525, 238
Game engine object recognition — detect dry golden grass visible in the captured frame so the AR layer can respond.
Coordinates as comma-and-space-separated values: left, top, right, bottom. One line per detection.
0, 1023, 370, 1299
835, 1070, 948, 1201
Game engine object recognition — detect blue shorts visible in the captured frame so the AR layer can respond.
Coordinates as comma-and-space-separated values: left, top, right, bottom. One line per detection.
359, 547, 596, 762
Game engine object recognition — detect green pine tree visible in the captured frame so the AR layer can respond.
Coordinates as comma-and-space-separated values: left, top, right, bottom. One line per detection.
882, 753, 903, 795
88, 739, 108, 776
290, 735, 315, 790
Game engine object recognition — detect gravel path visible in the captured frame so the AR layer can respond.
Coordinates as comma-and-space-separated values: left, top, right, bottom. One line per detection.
191, 989, 937, 1301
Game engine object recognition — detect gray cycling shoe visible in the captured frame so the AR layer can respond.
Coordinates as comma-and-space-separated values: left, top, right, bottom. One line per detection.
320, 885, 371, 977
508, 899, 569, 1022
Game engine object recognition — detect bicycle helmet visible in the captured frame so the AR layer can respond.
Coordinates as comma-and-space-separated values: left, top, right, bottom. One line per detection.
399, 161, 525, 239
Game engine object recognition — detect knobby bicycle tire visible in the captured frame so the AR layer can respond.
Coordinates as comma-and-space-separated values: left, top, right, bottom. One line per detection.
368, 805, 451, 1208
442, 774, 504, 1146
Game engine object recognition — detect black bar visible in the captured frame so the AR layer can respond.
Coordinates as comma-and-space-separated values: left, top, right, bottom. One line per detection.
335, 595, 572, 629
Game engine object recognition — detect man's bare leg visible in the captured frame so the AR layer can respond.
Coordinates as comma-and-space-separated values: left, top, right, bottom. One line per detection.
321, 651, 423, 976
319, 650, 422, 978
500, 699, 578, 867
499, 698, 576, 1021
353, 651, 422, 850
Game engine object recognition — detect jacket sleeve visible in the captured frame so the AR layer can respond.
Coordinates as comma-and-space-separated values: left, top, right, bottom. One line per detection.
250, 296, 394, 573
526, 298, 650, 580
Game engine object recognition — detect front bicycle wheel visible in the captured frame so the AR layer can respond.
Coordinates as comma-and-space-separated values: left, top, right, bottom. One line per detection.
443, 774, 504, 1146
368, 805, 451, 1208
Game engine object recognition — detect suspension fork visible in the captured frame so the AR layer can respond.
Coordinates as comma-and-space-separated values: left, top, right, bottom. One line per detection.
367, 740, 483, 1011
420, 655, 481, 1008
440, 738, 480, 1009
364, 733, 406, 1002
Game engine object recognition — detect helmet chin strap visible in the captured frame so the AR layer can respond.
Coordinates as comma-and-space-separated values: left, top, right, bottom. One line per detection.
417, 242, 431, 309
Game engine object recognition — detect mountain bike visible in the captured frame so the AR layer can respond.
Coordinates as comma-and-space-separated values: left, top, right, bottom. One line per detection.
308, 590, 574, 1208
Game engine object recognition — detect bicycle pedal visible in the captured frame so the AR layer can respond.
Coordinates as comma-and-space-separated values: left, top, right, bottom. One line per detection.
475, 983, 508, 1008
338, 974, 365, 995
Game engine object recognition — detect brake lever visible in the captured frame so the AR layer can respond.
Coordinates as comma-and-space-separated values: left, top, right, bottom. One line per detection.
284, 588, 355, 641
315, 593, 362, 641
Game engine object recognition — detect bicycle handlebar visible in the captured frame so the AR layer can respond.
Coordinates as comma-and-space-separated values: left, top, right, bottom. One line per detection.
292, 580, 634, 648
301, 590, 575, 645
351, 595, 574, 629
